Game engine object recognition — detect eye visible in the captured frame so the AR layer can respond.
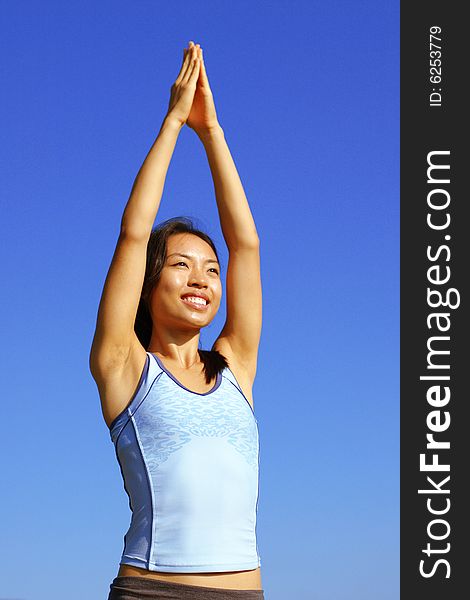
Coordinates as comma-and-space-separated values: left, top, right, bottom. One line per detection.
209, 267, 219, 275
174, 261, 188, 267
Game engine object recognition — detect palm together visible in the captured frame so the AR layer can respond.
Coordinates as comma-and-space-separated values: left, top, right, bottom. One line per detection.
168, 41, 219, 135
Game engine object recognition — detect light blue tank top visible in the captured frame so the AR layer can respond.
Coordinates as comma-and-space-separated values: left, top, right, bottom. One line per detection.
109, 352, 261, 573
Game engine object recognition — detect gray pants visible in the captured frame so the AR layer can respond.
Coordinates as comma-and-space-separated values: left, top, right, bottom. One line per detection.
107, 576, 265, 600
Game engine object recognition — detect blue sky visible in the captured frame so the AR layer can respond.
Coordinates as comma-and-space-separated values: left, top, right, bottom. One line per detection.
1, 1, 399, 599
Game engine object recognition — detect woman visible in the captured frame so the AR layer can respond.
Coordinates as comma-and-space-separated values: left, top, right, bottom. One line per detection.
89, 41, 264, 600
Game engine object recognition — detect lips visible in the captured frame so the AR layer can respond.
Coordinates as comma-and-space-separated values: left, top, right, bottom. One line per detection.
181, 292, 210, 303
181, 295, 209, 310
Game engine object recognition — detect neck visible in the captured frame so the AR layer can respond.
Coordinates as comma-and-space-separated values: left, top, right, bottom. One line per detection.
148, 328, 202, 369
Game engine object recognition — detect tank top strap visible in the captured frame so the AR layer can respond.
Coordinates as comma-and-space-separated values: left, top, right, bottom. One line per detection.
109, 352, 165, 443
147, 351, 164, 375
222, 364, 244, 394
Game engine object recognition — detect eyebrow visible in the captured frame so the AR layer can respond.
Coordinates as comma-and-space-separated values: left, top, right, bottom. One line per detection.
167, 252, 219, 265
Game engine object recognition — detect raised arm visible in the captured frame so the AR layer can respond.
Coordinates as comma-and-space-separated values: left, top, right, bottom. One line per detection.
188, 46, 262, 381
90, 43, 202, 382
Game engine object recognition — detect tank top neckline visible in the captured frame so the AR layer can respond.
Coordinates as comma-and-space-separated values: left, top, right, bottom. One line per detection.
150, 352, 223, 396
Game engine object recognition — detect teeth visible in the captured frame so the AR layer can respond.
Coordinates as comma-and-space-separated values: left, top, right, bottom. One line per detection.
183, 296, 207, 306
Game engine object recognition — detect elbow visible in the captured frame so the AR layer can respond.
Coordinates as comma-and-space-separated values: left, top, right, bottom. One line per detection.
243, 236, 260, 250
229, 234, 260, 251
119, 220, 151, 243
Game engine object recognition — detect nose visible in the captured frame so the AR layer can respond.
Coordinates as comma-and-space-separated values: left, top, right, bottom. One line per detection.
187, 266, 208, 287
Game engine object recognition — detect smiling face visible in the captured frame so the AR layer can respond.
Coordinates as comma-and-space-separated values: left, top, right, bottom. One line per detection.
148, 232, 222, 332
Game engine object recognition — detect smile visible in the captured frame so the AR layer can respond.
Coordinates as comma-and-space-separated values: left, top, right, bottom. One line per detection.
181, 296, 209, 310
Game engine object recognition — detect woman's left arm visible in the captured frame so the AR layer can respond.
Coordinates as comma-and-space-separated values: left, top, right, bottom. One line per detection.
199, 125, 260, 248
188, 44, 261, 378
203, 125, 262, 381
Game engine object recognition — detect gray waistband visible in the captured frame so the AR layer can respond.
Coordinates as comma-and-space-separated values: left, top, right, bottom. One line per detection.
108, 575, 265, 600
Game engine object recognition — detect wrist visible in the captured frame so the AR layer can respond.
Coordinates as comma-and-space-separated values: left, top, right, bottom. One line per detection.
197, 123, 224, 144
162, 113, 185, 133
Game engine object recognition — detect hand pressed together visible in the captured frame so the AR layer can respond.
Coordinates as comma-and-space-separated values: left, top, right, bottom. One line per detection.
166, 41, 219, 136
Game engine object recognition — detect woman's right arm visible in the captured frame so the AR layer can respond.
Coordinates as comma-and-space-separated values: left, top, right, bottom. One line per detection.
89, 43, 201, 385
89, 116, 182, 380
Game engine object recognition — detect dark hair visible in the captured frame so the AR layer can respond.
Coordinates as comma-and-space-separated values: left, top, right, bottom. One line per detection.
134, 216, 228, 383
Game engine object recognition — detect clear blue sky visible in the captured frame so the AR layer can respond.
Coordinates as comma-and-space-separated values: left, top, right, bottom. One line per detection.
1, 1, 399, 599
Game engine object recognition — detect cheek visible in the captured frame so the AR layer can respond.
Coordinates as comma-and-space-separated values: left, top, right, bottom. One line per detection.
212, 283, 223, 305
159, 271, 185, 294
150, 281, 177, 307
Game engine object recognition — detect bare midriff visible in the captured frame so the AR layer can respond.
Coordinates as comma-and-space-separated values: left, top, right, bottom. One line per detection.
117, 563, 263, 590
